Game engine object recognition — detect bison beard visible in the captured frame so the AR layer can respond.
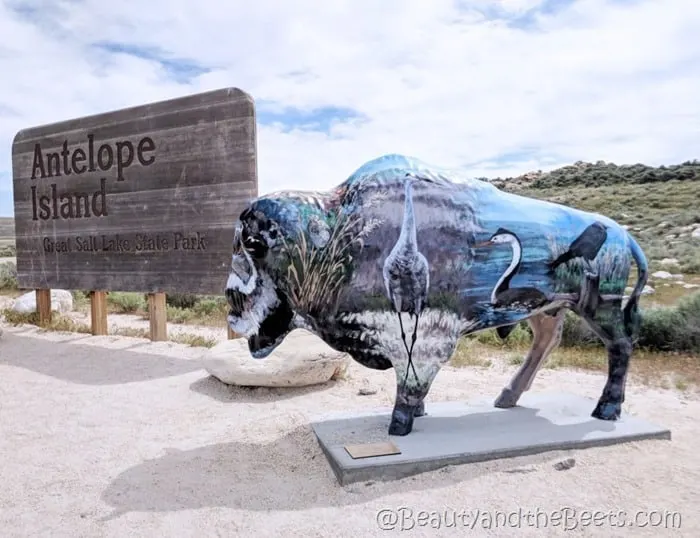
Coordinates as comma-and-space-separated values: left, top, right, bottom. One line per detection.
246, 292, 295, 357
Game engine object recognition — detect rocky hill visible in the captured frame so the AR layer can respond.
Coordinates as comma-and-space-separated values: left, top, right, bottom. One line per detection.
489, 159, 700, 190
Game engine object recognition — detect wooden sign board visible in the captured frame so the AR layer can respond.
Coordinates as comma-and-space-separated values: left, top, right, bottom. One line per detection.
11, 87, 257, 294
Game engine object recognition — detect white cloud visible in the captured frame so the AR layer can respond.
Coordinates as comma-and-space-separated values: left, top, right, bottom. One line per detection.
1, 0, 699, 214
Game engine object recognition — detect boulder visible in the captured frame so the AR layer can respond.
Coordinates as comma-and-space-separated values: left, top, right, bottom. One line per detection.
203, 329, 350, 387
651, 271, 673, 280
11, 289, 73, 314
659, 258, 679, 266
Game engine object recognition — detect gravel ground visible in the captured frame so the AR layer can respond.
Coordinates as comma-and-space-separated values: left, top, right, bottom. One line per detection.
0, 322, 698, 537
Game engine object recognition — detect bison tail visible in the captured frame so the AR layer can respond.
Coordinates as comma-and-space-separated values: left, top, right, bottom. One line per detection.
622, 233, 648, 340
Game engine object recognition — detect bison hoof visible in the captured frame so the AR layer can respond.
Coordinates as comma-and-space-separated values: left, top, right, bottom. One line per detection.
591, 400, 621, 421
389, 405, 415, 436
494, 388, 519, 408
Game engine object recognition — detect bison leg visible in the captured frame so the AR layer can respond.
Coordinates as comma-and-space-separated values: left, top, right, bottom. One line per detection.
494, 309, 566, 408
388, 363, 439, 436
579, 301, 632, 421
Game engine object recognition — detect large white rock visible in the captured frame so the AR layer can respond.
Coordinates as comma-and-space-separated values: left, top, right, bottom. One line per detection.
651, 271, 674, 280
11, 289, 73, 314
203, 329, 350, 387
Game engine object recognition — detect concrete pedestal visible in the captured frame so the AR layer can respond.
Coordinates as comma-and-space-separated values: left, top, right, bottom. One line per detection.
310, 392, 671, 486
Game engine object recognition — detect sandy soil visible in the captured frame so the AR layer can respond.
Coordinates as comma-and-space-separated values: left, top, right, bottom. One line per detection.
1, 321, 698, 537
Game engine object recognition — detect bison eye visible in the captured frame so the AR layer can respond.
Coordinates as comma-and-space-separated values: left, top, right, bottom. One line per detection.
243, 235, 268, 259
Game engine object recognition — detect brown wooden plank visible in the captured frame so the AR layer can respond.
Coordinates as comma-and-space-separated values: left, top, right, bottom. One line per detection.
344, 441, 401, 459
11, 88, 257, 295
227, 325, 240, 340
90, 291, 108, 335
148, 292, 167, 341
35, 289, 51, 326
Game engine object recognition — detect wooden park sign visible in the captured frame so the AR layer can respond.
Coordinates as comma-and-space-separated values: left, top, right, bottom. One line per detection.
11, 87, 258, 340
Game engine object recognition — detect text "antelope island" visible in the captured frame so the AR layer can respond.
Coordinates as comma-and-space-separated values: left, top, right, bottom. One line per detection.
29, 134, 156, 221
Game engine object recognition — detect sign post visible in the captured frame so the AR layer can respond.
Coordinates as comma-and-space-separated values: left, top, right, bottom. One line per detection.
12, 87, 257, 340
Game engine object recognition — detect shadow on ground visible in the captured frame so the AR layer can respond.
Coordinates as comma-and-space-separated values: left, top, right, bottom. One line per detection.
0, 330, 203, 384
100, 408, 622, 517
189, 374, 339, 403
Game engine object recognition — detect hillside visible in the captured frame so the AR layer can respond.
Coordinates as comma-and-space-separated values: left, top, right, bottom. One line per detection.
0, 217, 15, 256
488, 160, 700, 274
0, 217, 14, 239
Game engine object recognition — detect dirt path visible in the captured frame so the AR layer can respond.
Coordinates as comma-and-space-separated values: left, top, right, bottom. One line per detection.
0, 324, 698, 537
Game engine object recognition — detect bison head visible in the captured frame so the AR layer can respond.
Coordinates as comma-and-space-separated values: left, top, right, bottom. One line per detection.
225, 199, 297, 358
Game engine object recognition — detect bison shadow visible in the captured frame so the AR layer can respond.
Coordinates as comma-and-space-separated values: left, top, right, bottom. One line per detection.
99, 407, 619, 517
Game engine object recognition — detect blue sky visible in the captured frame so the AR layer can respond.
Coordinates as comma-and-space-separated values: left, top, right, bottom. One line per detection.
1, 0, 699, 217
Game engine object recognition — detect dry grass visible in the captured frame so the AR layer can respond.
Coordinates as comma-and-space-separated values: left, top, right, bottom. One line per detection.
111, 326, 150, 338
1, 309, 91, 334
449, 338, 494, 368
640, 275, 700, 308
449, 337, 700, 393
107, 327, 218, 347
169, 333, 218, 348
547, 346, 700, 391
2, 311, 218, 348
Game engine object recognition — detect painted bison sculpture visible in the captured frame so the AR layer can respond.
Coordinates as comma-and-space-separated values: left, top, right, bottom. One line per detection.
225, 154, 648, 436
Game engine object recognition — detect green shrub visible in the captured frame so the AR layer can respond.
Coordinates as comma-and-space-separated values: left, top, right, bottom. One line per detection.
0, 261, 17, 289
679, 254, 700, 274
166, 293, 199, 309
674, 291, 700, 349
559, 311, 599, 348
108, 291, 146, 313
637, 307, 688, 351
71, 290, 90, 310
0, 244, 16, 257
193, 297, 227, 316
166, 305, 195, 324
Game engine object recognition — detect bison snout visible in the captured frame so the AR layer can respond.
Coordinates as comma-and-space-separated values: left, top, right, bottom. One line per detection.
231, 256, 252, 283
226, 252, 257, 295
